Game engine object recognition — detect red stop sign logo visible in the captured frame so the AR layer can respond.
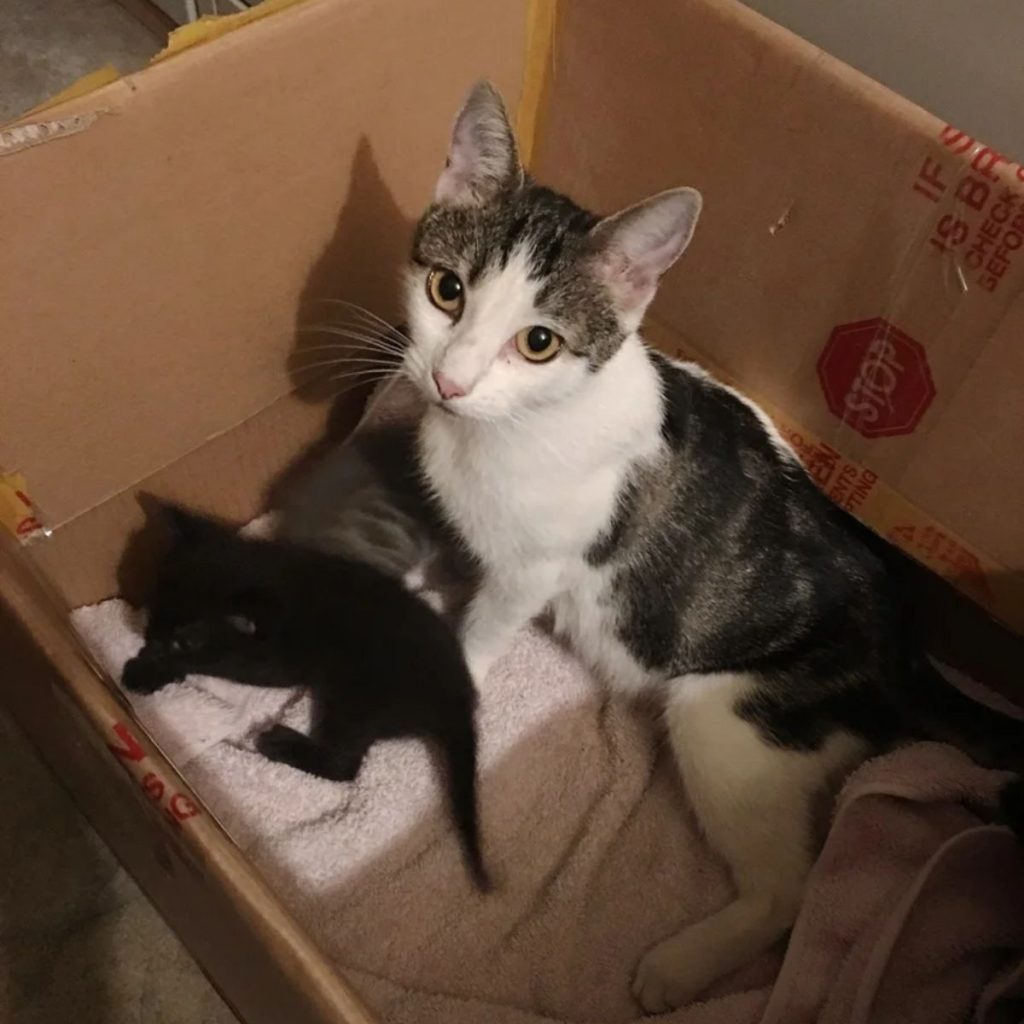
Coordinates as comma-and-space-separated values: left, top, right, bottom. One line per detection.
817, 318, 936, 438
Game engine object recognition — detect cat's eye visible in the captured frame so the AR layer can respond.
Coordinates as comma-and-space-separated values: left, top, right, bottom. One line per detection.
515, 325, 563, 363
426, 268, 465, 317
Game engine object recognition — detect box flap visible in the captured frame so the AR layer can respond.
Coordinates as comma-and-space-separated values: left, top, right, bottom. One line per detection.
0, 0, 525, 538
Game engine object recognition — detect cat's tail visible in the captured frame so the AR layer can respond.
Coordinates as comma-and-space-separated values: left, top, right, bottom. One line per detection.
440, 716, 490, 892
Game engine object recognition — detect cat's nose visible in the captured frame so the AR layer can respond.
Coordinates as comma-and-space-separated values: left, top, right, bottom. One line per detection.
433, 370, 467, 401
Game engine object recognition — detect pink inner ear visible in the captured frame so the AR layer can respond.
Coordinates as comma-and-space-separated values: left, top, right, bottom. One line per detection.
592, 188, 701, 312
435, 140, 475, 203
599, 250, 658, 311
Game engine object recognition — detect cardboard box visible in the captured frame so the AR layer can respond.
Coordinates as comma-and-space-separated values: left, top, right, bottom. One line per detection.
1, 1, 1021, 1020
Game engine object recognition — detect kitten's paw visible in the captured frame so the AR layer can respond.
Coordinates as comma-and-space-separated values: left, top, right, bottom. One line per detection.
121, 657, 175, 695
256, 725, 360, 782
632, 935, 705, 1014
256, 724, 308, 764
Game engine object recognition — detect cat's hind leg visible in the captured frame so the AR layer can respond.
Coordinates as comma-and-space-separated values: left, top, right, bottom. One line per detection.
632, 670, 867, 1013
256, 723, 369, 782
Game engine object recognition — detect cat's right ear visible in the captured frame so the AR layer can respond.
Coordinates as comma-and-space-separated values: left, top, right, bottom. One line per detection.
589, 187, 703, 317
434, 81, 523, 207
140, 494, 220, 546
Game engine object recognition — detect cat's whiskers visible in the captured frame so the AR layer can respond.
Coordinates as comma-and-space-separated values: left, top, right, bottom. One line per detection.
308, 367, 399, 406
298, 324, 407, 356
327, 375, 397, 398
291, 344, 404, 363
311, 316, 412, 354
294, 356, 401, 375
313, 365, 398, 383
397, 347, 427, 388
316, 299, 413, 344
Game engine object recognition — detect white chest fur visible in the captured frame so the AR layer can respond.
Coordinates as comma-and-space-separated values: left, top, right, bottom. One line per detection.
420, 410, 624, 566
419, 337, 663, 568
419, 337, 665, 692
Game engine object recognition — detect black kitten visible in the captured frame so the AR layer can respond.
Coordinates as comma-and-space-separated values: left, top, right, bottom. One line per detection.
122, 503, 489, 890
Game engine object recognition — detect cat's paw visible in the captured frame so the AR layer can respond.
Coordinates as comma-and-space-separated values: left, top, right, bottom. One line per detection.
632, 935, 706, 1014
255, 725, 359, 782
255, 724, 307, 764
122, 656, 175, 695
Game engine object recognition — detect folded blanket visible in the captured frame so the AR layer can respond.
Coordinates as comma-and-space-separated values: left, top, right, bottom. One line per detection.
72, 377, 1024, 1024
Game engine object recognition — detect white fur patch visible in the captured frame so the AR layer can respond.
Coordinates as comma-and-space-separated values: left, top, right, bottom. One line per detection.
631, 672, 867, 1011
405, 246, 593, 423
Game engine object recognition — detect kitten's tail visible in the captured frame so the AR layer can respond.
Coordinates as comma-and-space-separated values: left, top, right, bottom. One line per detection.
440, 717, 490, 892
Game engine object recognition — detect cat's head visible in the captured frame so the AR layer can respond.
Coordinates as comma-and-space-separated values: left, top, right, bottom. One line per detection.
403, 81, 702, 421
139, 504, 276, 660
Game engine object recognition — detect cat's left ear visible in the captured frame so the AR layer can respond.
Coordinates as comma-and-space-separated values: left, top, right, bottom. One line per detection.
154, 500, 224, 546
589, 187, 703, 316
434, 81, 523, 206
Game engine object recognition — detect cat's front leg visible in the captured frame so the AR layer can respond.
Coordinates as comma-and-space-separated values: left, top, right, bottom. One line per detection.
122, 651, 186, 695
461, 561, 561, 685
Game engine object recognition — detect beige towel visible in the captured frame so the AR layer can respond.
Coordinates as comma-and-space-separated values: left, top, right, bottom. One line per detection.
72, 376, 1024, 1024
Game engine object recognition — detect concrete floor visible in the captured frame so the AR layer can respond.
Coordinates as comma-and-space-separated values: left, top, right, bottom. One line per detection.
1, 3, 234, 1021
1, 716, 237, 1023
0, 0, 161, 123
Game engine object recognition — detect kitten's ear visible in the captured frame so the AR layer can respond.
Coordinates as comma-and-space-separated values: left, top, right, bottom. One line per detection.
152, 500, 222, 546
589, 187, 703, 315
434, 81, 523, 207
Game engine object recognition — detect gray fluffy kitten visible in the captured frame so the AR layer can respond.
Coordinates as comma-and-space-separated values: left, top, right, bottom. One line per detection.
278, 424, 431, 578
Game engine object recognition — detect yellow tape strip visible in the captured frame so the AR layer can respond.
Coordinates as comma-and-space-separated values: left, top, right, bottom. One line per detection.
0, 472, 46, 542
150, 0, 312, 65
517, 0, 558, 171
644, 317, 1023, 636
22, 65, 121, 120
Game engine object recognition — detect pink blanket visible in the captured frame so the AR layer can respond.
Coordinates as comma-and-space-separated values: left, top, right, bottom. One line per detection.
72, 378, 1024, 1024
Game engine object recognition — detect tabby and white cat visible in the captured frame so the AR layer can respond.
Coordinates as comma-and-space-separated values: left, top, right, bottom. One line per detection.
400, 82, 1020, 1011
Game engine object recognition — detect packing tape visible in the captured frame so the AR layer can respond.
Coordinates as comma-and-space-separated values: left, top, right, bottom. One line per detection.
0, 471, 50, 544
517, 0, 558, 171
21, 66, 121, 119
644, 317, 1023, 636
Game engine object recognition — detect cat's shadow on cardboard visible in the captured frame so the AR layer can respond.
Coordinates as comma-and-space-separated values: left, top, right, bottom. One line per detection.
113, 135, 1024, 698
115, 137, 417, 607
266, 135, 417, 511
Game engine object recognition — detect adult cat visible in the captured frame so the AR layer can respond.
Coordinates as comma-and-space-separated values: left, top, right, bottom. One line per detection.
400, 82, 1020, 1010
